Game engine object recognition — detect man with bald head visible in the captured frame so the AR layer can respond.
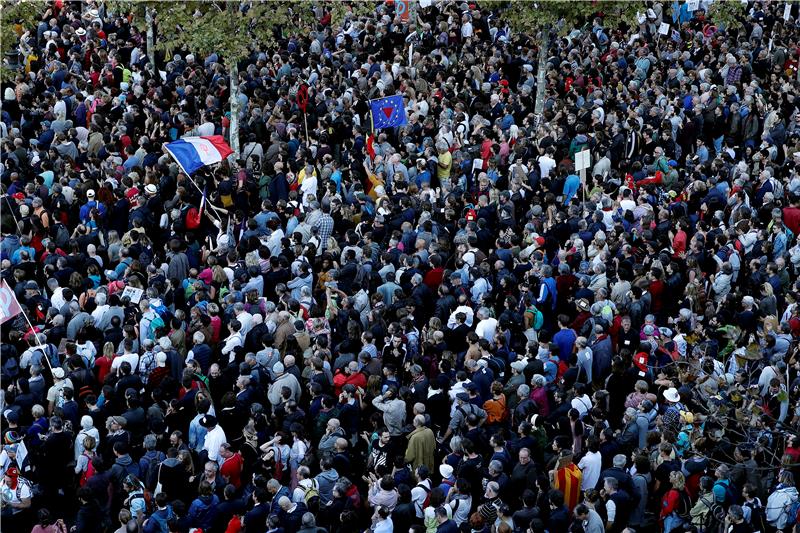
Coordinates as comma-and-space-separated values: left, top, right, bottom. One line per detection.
276, 495, 307, 531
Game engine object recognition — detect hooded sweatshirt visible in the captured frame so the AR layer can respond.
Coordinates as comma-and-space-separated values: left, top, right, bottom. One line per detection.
314, 468, 340, 505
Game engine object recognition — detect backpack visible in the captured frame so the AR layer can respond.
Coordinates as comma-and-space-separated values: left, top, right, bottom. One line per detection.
416, 482, 431, 511
52, 223, 70, 248
141, 450, 165, 492
455, 404, 482, 434
79, 451, 96, 487
701, 494, 726, 533
676, 488, 693, 521
526, 305, 544, 331
714, 480, 738, 509
770, 177, 785, 199
302, 479, 320, 514
744, 498, 768, 533
485, 356, 505, 378
14, 477, 32, 501
148, 505, 174, 533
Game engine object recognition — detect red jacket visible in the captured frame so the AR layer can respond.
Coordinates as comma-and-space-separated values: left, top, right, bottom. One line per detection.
333, 370, 367, 397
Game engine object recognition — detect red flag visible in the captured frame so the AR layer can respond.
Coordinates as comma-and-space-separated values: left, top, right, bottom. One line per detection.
0, 279, 22, 325
366, 133, 376, 160
296, 84, 309, 113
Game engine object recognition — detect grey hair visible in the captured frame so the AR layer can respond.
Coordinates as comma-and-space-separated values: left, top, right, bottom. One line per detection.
450, 436, 463, 453
143, 434, 157, 450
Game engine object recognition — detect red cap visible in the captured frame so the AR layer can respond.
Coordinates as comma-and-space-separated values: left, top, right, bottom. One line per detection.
125, 187, 140, 200
12, 192, 24, 200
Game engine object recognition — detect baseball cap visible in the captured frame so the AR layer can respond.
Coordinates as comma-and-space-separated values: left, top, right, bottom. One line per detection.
199, 415, 218, 428
510, 361, 527, 372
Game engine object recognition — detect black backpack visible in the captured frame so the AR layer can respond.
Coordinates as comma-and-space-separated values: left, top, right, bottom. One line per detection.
140, 451, 164, 491
676, 488, 693, 521
744, 498, 768, 533
714, 480, 739, 509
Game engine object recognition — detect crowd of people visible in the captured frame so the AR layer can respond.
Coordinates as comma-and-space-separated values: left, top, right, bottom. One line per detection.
3, 1, 800, 533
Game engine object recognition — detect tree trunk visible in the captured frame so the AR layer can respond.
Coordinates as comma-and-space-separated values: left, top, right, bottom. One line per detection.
229, 61, 241, 159
534, 27, 550, 127
145, 7, 155, 67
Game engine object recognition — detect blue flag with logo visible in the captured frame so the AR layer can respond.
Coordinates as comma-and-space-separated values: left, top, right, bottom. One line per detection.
370, 95, 407, 130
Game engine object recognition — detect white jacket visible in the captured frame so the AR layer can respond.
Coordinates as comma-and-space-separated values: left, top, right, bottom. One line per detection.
766, 485, 799, 529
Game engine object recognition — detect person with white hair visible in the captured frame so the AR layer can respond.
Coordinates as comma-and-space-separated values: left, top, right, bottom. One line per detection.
74, 415, 100, 462
267, 361, 302, 406
474, 307, 498, 343
187, 331, 212, 374
90, 291, 110, 328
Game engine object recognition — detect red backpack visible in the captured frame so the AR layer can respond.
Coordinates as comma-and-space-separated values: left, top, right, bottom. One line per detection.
79, 452, 96, 486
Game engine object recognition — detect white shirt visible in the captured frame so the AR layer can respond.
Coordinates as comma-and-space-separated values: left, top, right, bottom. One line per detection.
300, 176, 318, 206
267, 229, 285, 258
111, 352, 140, 373
578, 450, 602, 490
620, 199, 636, 213
475, 317, 498, 343
1, 478, 32, 511
203, 425, 227, 464
538, 155, 556, 178
51, 287, 73, 310
447, 305, 475, 328
411, 479, 431, 518
236, 311, 254, 336
92, 304, 110, 327
197, 122, 215, 137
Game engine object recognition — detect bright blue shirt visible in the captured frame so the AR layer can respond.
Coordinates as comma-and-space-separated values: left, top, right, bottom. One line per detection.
553, 328, 578, 362
563, 174, 581, 205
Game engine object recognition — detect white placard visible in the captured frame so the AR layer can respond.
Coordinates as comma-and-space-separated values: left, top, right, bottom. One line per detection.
659, 22, 670, 35
575, 149, 591, 172
472, 158, 484, 171
687, 0, 699, 12
121, 286, 144, 304
637, 12, 646, 24
420, 0, 432, 7
785, 3, 793, 21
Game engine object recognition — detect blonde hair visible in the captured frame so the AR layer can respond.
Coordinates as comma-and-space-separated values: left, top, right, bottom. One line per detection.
670, 470, 686, 490
103, 341, 115, 358
762, 283, 774, 297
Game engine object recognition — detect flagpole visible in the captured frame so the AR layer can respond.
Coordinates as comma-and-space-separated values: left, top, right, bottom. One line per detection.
165, 150, 223, 222
4, 283, 54, 372
369, 108, 375, 137
1, 195, 22, 233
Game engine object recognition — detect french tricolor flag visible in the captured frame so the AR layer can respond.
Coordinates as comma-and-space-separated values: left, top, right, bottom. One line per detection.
165, 135, 233, 175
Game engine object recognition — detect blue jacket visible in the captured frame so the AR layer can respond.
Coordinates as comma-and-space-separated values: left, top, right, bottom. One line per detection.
188, 495, 219, 531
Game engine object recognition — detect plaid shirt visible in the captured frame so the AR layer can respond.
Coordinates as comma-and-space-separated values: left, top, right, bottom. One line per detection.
315, 214, 334, 250
726, 65, 742, 85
